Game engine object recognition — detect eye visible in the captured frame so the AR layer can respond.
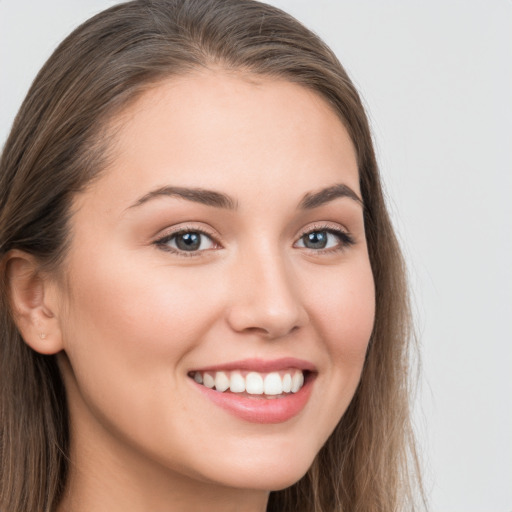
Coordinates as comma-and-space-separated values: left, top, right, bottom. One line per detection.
295, 228, 354, 252
155, 229, 218, 254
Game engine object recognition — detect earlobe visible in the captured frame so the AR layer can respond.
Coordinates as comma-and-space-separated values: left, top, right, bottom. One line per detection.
4, 250, 64, 355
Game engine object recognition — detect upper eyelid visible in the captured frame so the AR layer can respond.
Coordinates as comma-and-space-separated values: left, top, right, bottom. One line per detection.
297, 221, 351, 237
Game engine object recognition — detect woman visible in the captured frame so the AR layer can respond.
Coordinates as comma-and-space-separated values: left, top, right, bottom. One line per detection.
0, 0, 423, 510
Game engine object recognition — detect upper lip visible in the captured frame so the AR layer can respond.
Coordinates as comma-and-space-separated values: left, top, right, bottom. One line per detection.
190, 357, 317, 373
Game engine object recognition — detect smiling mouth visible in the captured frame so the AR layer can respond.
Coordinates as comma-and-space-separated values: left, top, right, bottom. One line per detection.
188, 369, 307, 398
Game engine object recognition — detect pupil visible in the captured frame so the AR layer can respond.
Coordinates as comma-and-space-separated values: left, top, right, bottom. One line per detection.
304, 231, 327, 249
176, 232, 201, 251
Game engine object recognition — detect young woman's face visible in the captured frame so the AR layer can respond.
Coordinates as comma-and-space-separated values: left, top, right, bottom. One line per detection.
56, 71, 375, 493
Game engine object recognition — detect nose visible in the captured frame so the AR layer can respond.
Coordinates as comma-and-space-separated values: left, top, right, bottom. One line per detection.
226, 247, 309, 339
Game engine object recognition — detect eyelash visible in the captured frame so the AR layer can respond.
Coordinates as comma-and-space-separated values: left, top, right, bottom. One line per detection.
154, 224, 355, 257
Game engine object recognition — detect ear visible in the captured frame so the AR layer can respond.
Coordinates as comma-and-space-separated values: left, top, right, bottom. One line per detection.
4, 250, 64, 355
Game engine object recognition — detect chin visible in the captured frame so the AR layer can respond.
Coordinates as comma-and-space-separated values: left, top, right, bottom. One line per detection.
197, 447, 316, 492
215, 469, 309, 493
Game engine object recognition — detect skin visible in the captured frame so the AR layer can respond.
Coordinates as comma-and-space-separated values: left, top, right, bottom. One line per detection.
10, 71, 375, 511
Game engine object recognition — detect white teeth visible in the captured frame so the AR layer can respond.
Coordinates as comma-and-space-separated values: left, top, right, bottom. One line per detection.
203, 372, 215, 389
214, 371, 230, 392
192, 369, 306, 396
291, 371, 304, 393
230, 371, 246, 393
263, 372, 283, 395
282, 373, 292, 393
246, 372, 264, 394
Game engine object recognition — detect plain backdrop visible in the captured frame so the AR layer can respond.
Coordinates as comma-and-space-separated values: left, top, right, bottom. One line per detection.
1, 1, 511, 511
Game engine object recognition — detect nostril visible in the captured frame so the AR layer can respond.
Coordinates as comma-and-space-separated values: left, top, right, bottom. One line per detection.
235, 322, 302, 340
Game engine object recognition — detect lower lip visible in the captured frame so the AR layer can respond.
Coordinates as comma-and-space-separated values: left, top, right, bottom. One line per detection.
192, 375, 315, 424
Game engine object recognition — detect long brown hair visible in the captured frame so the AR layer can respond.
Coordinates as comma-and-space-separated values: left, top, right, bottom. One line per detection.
0, 1, 424, 510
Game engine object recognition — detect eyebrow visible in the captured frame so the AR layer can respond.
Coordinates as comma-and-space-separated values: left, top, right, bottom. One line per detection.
128, 182, 362, 212
128, 186, 238, 210
299, 184, 363, 209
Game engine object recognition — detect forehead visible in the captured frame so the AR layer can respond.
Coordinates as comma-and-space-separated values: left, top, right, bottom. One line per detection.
78, 70, 359, 213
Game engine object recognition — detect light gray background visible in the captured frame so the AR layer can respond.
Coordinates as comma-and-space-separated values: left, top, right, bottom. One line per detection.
1, 1, 511, 511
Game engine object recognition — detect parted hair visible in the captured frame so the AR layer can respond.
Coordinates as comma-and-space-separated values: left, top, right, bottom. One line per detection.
0, 1, 423, 511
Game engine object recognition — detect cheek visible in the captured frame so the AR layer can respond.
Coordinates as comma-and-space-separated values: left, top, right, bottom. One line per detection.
65, 250, 216, 348
59, 250, 223, 409
59, 251, 231, 465
304, 256, 375, 413
312, 259, 375, 357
